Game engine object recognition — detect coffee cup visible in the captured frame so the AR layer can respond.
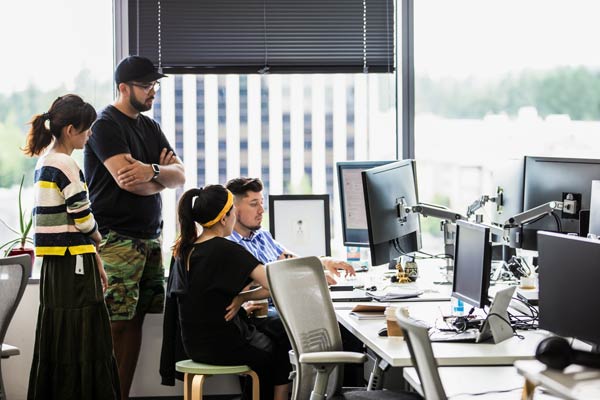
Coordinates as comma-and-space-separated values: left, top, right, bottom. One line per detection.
385, 306, 409, 337
520, 274, 537, 290
249, 299, 269, 318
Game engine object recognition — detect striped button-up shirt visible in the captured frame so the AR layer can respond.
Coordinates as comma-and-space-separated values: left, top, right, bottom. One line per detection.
227, 229, 284, 265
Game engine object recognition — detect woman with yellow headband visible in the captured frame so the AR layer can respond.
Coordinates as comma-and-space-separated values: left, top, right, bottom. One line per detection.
172, 185, 291, 400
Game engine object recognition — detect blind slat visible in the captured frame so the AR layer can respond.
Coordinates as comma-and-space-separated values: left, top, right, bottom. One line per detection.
127, 0, 394, 74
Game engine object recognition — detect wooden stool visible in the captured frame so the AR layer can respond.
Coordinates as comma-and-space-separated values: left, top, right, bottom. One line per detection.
175, 360, 260, 400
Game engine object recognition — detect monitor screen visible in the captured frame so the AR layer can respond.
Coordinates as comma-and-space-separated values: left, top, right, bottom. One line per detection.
588, 180, 600, 238
522, 156, 600, 250
452, 220, 492, 309
337, 160, 394, 247
538, 231, 600, 347
361, 160, 422, 266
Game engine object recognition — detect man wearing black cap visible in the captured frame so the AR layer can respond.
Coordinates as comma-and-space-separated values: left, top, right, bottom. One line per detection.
84, 55, 185, 399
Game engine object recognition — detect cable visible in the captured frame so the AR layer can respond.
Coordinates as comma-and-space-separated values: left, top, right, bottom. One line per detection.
486, 312, 525, 339
551, 211, 563, 231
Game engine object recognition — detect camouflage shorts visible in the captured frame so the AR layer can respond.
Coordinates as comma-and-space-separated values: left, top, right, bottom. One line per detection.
99, 230, 165, 321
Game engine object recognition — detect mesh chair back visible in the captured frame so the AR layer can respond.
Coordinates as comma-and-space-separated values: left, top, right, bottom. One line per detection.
266, 256, 342, 400
395, 310, 447, 400
0, 254, 31, 400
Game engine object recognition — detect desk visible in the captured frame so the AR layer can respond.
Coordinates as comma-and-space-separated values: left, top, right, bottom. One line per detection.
1, 344, 19, 358
515, 360, 600, 400
337, 303, 549, 368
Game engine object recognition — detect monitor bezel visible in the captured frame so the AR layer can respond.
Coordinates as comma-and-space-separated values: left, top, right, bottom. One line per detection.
336, 160, 395, 247
361, 159, 422, 266
451, 220, 492, 309
521, 155, 600, 249
538, 231, 600, 348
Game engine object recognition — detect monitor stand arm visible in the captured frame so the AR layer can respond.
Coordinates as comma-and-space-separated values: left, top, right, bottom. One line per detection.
399, 203, 467, 283
503, 201, 564, 248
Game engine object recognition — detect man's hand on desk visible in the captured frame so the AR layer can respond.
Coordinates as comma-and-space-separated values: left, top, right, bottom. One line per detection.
277, 252, 356, 285
321, 257, 356, 280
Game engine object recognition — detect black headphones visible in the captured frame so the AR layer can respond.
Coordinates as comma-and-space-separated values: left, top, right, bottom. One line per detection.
452, 316, 481, 333
535, 336, 600, 370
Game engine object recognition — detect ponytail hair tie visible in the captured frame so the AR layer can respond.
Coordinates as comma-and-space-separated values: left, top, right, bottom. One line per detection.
41, 112, 51, 121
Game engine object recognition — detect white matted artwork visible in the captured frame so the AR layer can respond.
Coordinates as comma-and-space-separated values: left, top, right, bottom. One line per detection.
269, 194, 331, 257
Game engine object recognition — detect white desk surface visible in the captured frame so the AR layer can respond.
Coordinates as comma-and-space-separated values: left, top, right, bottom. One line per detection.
515, 359, 600, 400
1, 343, 20, 358
336, 302, 552, 367
403, 366, 525, 398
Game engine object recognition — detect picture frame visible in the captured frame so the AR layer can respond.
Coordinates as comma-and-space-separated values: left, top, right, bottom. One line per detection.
269, 194, 331, 257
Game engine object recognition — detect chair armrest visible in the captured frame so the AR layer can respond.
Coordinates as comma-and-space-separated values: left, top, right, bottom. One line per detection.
299, 351, 367, 365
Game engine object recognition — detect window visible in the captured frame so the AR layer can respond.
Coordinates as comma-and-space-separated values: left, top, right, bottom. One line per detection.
1, 1, 113, 275
154, 73, 396, 258
414, 0, 600, 251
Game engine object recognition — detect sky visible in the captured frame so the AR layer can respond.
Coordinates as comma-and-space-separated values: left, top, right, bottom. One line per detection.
1, 0, 600, 95
415, 0, 600, 79
0, 0, 113, 94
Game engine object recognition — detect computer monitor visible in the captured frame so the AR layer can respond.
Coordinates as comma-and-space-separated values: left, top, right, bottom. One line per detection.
521, 156, 600, 250
361, 160, 422, 267
452, 220, 492, 309
337, 160, 394, 247
490, 158, 524, 226
588, 180, 600, 238
538, 231, 600, 347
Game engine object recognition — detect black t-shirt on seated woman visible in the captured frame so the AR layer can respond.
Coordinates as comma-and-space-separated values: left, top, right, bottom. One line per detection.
177, 237, 266, 360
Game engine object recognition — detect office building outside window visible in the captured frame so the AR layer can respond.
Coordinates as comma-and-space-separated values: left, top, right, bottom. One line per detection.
152, 73, 396, 257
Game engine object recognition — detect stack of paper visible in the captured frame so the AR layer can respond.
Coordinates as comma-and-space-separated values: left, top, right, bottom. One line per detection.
367, 288, 423, 302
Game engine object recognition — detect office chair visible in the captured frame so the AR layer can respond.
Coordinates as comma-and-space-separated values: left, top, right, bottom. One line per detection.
0, 254, 31, 400
395, 309, 527, 400
394, 309, 447, 400
266, 256, 422, 400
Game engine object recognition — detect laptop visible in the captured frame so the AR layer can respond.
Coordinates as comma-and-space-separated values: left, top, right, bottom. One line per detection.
329, 289, 373, 302
429, 286, 516, 343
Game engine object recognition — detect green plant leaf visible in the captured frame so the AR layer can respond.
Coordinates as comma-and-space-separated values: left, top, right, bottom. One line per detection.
24, 217, 33, 237
0, 217, 20, 236
0, 238, 21, 255
18, 175, 25, 233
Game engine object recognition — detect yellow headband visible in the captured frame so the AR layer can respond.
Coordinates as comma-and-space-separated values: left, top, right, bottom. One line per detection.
201, 190, 234, 228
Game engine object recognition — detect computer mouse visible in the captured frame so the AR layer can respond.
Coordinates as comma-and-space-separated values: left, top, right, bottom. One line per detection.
378, 327, 388, 337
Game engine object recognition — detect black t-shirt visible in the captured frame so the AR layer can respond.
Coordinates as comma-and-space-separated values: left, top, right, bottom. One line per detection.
84, 105, 175, 239
178, 238, 263, 359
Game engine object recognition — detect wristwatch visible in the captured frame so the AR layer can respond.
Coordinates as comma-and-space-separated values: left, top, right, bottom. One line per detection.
151, 163, 160, 180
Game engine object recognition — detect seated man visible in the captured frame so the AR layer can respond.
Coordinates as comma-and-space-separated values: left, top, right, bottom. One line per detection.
225, 177, 364, 386
225, 177, 355, 287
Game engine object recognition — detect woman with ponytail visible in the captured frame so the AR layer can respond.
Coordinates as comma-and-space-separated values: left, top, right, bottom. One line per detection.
24, 94, 120, 399
172, 185, 291, 400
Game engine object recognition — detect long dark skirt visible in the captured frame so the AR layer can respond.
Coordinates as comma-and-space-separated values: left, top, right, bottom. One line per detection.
28, 252, 120, 400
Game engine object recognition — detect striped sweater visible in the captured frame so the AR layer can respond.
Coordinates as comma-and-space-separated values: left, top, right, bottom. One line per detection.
34, 152, 98, 256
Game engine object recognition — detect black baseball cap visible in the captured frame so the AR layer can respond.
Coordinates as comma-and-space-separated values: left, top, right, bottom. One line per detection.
114, 56, 167, 84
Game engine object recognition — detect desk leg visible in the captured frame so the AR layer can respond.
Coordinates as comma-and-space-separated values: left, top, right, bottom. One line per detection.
367, 356, 389, 390
521, 379, 536, 400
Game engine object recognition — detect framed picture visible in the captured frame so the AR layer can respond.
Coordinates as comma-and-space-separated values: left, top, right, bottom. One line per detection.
269, 194, 331, 257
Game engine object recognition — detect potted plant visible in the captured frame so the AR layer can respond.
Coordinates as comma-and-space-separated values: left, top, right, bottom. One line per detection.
0, 175, 34, 264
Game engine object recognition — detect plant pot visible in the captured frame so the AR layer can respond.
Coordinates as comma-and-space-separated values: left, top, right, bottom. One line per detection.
8, 247, 35, 276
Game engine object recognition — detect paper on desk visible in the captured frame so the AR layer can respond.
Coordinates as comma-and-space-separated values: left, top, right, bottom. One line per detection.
368, 288, 423, 302
348, 304, 387, 320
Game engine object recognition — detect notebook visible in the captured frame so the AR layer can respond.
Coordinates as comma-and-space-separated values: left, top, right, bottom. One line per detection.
348, 304, 386, 320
